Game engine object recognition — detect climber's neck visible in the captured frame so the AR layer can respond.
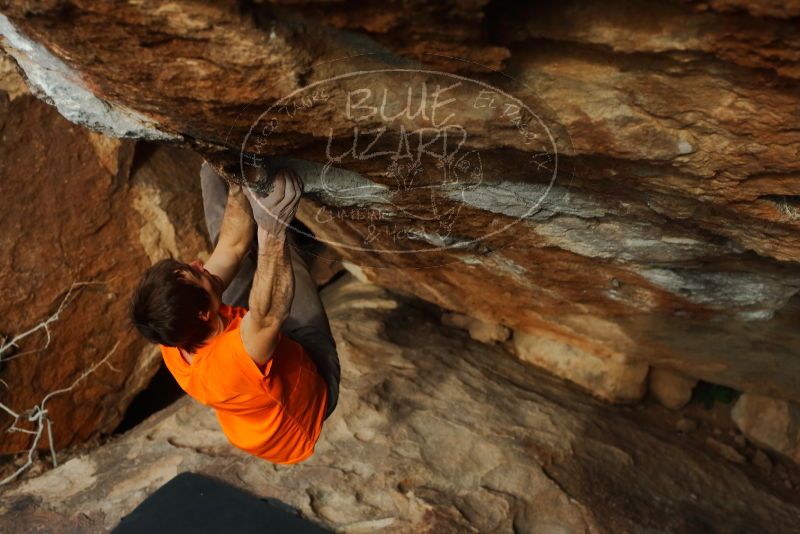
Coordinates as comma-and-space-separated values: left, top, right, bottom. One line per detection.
179, 315, 227, 364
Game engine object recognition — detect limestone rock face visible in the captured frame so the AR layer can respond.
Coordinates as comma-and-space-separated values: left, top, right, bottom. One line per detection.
0, 59, 207, 454
1, 275, 799, 533
732, 394, 800, 463
1, 1, 800, 403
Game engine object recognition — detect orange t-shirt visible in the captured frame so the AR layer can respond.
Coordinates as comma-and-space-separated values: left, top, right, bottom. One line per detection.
160, 304, 328, 464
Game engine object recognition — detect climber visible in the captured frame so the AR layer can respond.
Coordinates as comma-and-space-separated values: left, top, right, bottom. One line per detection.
129, 163, 340, 465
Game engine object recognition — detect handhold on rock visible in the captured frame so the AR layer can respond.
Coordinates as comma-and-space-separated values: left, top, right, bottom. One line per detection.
201, 152, 272, 192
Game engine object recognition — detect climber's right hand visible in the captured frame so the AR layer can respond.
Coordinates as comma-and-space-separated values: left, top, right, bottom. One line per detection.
243, 168, 304, 235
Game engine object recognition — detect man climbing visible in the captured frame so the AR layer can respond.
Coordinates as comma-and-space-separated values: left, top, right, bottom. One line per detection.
129, 163, 340, 464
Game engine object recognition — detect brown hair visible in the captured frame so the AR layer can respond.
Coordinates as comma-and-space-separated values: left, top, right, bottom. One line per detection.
129, 258, 214, 352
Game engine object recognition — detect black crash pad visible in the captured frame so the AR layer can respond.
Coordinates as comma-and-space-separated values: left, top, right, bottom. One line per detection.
113, 472, 330, 534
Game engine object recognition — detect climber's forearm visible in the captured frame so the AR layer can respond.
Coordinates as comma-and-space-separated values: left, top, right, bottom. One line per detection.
248, 228, 295, 328
216, 184, 255, 258
203, 184, 256, 288
239, 171, 302, 366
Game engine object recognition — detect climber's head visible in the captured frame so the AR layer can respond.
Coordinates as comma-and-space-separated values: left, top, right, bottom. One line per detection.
129, 258, 225, 352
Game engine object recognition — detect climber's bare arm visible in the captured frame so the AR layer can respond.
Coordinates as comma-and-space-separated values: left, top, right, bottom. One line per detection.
240, 230, 295, 365
239, 170, 303, 366
204, 183, 255, 289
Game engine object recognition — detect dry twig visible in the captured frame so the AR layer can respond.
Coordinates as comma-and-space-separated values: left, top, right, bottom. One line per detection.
0, 281, 118, 487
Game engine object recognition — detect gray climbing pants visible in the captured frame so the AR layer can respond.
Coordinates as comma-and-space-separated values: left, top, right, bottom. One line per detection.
200, 162, 340, 418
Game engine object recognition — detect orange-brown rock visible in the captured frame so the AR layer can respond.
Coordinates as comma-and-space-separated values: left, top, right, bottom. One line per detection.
0, 61, 207, 453
1, 0, 799, 404
732, 394, 800, 463
2, 275, 800, 532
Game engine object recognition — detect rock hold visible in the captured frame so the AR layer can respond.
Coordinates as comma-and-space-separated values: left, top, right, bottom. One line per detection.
731, 394, 800, 464
649, 367, 698, 410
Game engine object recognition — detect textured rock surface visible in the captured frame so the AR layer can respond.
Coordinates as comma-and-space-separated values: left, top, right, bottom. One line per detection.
1, 1, 799, 404
2, 275, 800, 533
0, 59, 208, 454
441, 311, 510, 344
650, 367, 698, 410
129, 144, 208, 265
0, 49, 24, 98
513, 328, 650, 403
732, 394, 800, 464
